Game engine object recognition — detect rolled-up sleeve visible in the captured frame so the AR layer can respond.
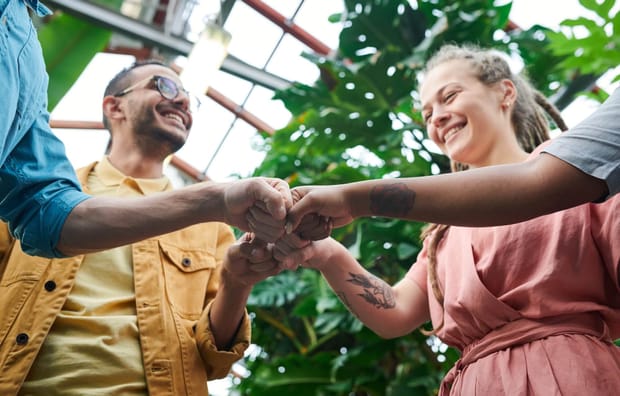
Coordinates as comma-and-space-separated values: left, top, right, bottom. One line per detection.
194, 300, 251, 380
543, 88, 620, 199
0, 0, 89, 258
0, 112, 90, 258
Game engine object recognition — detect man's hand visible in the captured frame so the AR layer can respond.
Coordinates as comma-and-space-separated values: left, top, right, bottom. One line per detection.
224, 177, 292, 242
285, 185, 354, 235
273, 232, 338, 272
294, 212, 332, 240
221, 233, 283, 287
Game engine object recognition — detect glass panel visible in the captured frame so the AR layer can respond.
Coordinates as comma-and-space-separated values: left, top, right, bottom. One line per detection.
204, 120, 268, 180
263, 0, 304, 19
175, 100, 236, 171
224, 2, 283, 68
293, 0, 343, 48
264, 35, 320, 84
209, 70, 254, 103
243, 85, 291, 130
53, 128, 110, 169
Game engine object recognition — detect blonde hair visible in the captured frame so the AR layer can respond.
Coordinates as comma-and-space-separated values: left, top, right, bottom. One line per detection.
420, 44, 567, 335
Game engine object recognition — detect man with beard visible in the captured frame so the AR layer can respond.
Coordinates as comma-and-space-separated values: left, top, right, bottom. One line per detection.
0, 61, 285, 395
1, 0, 289, 259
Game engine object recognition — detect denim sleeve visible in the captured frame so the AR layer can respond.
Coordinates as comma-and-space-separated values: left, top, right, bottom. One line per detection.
0, 111, 90, 258
0, 0, 89, 257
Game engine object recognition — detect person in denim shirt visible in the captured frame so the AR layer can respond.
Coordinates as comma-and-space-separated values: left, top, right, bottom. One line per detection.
0, 0, 291, 258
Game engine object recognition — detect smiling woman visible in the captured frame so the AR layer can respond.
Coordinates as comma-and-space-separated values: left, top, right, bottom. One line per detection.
269, 42, 620, 396
419, 45, 563, 171
420, 63, 523, 169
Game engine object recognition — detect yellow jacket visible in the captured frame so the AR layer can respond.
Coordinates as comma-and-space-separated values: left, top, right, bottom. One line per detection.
0, 162, 250, 395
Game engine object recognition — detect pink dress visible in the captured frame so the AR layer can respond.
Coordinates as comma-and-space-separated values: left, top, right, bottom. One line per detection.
408, 194, 620, 395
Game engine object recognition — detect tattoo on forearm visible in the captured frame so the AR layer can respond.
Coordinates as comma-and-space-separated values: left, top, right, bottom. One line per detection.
346, 272, 395, 309
369, 183, 415, 217
337, 292, 361, 319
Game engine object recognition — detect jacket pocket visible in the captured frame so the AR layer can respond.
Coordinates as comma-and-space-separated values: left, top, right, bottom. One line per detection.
158, 240, 217, 318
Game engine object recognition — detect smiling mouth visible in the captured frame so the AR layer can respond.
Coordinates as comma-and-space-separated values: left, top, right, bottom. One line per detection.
161, 112, 186, 129
444, 124, 465, 143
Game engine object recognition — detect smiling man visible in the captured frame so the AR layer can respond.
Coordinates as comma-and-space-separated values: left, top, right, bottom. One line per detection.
1, 0, 290, 260
0, 60, 284, 395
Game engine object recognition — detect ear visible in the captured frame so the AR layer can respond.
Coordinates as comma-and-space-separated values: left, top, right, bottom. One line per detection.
102, 95, 125, 124
499, 79, 517, 108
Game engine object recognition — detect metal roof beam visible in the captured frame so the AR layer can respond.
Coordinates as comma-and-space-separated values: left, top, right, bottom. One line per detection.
45, 0, 291, 91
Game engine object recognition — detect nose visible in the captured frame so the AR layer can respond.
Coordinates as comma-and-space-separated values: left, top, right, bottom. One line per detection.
431, 107, 450, 128
172, 89, 191, 111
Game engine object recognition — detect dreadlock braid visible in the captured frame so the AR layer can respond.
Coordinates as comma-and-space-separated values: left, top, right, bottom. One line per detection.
418, 44, 567, 335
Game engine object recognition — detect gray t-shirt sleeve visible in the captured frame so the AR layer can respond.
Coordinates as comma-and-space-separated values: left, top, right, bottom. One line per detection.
543, 88, 620, 199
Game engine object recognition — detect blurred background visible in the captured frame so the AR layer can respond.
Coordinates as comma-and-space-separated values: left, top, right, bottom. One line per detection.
39, 0, 620, 394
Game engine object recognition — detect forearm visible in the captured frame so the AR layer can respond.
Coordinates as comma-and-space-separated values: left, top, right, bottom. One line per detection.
318, 246, 414, 338
57, 182, 226, 256
209, 275, 252, 350
347, 154, 607, 226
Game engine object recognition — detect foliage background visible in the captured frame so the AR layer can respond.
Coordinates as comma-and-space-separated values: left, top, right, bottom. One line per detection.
235, 0, 618, 395
37, 0, 618, 395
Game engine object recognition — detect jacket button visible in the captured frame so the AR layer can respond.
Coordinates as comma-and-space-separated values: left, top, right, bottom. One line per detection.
182, 257, 191, 267
44, 280, 56, 291
16, 333, 29, 345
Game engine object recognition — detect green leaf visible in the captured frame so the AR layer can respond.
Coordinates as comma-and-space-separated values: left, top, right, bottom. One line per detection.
39, 13, 112, 110
238, 1, 598, 394
248, 271, 307, 307
397, 242, 419, 260
560, 16, 602, 33
580, 0, 615, 19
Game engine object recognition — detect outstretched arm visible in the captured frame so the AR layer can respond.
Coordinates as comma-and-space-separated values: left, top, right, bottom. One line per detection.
209, 233, 283, 350
274, 234, 429, 338
58, 177, 291, 256
287, 153, 608, 230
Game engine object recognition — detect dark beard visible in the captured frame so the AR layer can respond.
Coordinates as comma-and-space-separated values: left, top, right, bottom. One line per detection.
133, 108, 188, 155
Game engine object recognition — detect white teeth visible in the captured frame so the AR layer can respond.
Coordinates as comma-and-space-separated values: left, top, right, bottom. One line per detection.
164, 113, 183, 124
444, 125, 463, 142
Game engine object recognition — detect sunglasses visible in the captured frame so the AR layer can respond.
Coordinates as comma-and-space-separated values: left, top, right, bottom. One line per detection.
114, 75, 201, 113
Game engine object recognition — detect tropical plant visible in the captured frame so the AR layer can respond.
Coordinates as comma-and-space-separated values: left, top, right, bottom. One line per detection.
38, 0, 123, 110
236, 0, 596, 395
545, 0, 620, 103
33, 0, 612, 394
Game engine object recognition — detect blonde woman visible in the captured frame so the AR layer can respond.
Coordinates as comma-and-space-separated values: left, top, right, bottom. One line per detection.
277, 44, 620, 395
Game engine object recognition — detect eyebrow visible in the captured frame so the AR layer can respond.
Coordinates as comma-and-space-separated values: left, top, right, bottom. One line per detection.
421, 82, 460, 112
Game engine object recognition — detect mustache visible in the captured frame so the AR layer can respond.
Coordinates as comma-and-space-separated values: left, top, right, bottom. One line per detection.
155, 102, 192, 129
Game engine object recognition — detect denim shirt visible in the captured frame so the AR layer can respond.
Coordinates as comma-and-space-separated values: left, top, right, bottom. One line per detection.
0, 0, 90, 257
23, 0, 52, 16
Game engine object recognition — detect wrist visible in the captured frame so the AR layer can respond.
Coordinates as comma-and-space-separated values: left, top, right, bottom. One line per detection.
220, 266, 242, 286
312, 239, 343, 272
346, 182, 370, 218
